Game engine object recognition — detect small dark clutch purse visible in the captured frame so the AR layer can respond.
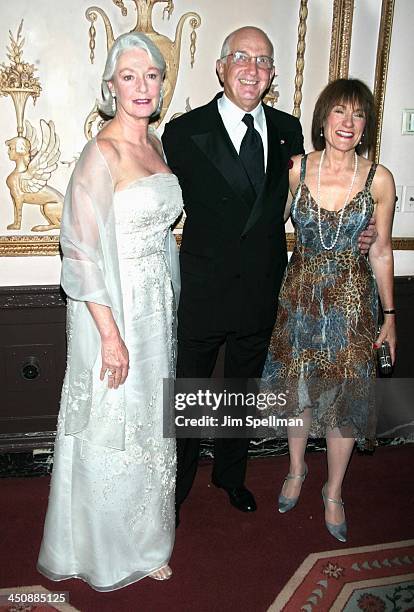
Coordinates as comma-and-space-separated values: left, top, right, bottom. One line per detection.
377, 339, 392, 375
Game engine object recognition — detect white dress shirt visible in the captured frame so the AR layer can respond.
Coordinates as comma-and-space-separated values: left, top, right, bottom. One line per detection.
217, 93, 268, 171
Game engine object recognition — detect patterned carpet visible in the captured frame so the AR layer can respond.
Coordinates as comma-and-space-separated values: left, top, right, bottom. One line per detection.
2, 448, 413, 611
269, 540, 414, 611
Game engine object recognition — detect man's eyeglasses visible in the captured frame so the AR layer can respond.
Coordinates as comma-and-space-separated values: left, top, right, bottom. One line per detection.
221, 51, 274, 70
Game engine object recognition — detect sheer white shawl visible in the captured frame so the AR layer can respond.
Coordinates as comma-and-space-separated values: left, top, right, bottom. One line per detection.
59, 138, 180, 450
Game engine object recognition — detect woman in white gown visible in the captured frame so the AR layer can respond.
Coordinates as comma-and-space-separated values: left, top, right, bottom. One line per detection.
37, 32, 182, 590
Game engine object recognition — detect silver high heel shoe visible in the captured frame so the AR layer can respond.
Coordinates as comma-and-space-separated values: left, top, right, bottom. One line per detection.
321, 484, 347, 542
278, 464, 308, 513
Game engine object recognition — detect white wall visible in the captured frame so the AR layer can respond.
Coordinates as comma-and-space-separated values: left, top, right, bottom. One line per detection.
378, 0, 414, 238
350, 0, 381, 88
0, 0, 412, 285
350, 0, 414, 241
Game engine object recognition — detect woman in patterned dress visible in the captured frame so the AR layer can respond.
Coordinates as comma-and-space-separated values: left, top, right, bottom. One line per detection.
262, 79, 396, 541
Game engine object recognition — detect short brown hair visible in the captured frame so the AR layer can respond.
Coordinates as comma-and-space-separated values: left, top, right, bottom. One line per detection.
311, 78, 376, 154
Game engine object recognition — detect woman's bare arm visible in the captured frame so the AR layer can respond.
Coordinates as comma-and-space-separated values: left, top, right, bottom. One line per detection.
368, 165, 397, 363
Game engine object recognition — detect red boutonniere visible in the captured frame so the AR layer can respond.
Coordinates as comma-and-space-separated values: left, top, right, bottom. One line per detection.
287, 158, 294, 169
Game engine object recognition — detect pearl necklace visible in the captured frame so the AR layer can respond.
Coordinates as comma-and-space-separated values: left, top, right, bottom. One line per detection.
316, 149, 358, 251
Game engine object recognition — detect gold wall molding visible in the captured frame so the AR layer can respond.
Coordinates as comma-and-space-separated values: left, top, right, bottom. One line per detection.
292, 0, 308, 119
329, 0, 354, 82
391, 238, 414, 251
1, 233, 413, 258
0, 233, 185, 256
0, 235, 60, 256
369, 0, 395, 163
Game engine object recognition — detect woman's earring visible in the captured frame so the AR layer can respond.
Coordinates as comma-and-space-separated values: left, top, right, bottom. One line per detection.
320, 127, 324, 137
359, 131, 365, 145
111, 93, 116, 114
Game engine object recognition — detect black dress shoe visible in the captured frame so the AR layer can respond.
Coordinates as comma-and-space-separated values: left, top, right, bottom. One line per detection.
213, 483, 257, 512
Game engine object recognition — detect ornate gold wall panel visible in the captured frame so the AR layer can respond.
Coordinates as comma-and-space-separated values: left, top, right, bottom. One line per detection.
1, 1, 410, 256
1, 3, 201, 255
0, 22, 64, 244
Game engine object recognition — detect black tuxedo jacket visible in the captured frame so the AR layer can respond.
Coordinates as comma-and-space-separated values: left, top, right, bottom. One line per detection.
162, 93, 304, 336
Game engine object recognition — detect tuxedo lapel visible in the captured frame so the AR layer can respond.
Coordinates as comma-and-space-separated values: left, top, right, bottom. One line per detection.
191, 98, 255, 209
265, 107, 284, 186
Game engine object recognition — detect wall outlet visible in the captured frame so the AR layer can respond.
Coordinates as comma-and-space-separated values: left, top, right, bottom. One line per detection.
403, 186, 414, 212
395, 185, 403, 212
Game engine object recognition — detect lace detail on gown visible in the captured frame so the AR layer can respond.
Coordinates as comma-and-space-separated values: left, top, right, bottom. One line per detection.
38, 174, 183, 591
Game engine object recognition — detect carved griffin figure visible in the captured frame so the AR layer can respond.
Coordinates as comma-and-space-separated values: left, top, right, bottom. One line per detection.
5, 119, 63, 231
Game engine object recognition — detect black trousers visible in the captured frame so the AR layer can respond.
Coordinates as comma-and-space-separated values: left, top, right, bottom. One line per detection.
175, 325, 273, 508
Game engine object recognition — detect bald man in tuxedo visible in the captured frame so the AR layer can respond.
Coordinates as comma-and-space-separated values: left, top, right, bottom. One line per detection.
162, 26, 304, 523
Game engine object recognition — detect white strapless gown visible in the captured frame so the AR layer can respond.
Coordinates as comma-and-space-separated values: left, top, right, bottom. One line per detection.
38, 174, 183, 591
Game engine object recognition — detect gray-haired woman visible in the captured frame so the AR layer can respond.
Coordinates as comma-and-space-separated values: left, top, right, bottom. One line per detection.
37, 32, 182, 589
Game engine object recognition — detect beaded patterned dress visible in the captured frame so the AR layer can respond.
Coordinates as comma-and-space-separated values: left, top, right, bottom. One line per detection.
38, 173, 183, 591
261, 155, 378, 440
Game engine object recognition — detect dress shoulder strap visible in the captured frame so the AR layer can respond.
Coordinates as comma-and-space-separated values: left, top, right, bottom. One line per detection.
365, 162, 377, 190
299, 154, 308, 183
